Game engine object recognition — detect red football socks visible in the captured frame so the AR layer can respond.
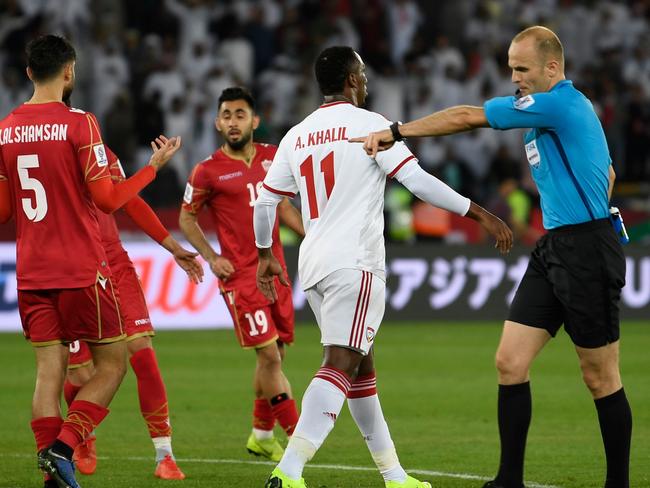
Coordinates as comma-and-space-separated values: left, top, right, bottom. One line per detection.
253, 398, 275, 431
270, 395, 299, 436
63, 380, 82, 408
130, 347, 172, 438
57, 400, 108, 450
31, 416, 64, 451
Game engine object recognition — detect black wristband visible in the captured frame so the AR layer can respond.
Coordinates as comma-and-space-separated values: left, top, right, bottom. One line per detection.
389, 121, 404, 142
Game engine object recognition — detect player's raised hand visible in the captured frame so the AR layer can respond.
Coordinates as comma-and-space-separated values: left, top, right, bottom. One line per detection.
349, 128, 395, 158
465, 202, 513, 254
149, 134, 182, 171
209, 256, 235, 281
256, 249, 289, 303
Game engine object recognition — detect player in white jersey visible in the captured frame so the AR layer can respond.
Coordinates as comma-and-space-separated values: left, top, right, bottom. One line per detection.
254, 46, 513, 488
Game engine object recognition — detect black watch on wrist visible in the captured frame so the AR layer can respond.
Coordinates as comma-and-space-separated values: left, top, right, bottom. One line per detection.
389, 121, 404, 142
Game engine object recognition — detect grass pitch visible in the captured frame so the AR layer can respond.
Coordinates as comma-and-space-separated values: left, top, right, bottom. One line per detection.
1, 321, 648, 487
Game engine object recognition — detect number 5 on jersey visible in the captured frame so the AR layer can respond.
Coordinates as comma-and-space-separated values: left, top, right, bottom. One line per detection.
17, 154, 48, 222
300, 151, 334, 219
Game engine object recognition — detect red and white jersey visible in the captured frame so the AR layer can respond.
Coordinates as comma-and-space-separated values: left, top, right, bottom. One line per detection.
0, 102, 112, 289
183, 143, 286, 289
262, 101, 416, 290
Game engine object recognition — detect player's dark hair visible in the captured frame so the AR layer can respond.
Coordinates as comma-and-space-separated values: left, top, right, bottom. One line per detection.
26, 35, 76, 82
218, 86, 256, 112
314, 46, 359, 96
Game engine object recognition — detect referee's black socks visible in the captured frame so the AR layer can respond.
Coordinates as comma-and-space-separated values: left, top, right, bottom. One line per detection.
595, 387, 632, 488
495, 381, 531, 488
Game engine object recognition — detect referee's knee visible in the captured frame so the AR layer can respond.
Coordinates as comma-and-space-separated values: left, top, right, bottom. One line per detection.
495, 351, 529, 384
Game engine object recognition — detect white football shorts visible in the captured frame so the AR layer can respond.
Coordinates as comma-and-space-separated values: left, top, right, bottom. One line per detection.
305, 268, 385, 355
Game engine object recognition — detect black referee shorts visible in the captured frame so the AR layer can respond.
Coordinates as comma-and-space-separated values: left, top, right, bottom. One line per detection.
508, 218, 626, 348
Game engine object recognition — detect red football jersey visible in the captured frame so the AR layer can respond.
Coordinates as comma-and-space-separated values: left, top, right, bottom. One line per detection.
96, 147, 131, 269
182, 143, 286, 289
0, 102, 112, 289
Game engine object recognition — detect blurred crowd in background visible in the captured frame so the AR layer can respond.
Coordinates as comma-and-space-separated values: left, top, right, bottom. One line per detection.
1, 0, 650, 243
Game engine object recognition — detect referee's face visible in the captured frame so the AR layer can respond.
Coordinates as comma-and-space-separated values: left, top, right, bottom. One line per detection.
508, 38, 549, 96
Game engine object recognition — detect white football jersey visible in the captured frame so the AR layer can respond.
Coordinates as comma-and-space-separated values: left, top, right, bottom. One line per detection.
262, 101, 416, 290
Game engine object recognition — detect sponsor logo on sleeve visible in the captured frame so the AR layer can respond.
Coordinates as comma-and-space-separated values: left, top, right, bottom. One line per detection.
514, 94, 535, 110
93, 144, 108, 167
183, 183, 194, 204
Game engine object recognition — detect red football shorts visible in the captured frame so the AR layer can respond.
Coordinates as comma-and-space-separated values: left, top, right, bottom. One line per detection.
67, 265, 152, 367
112, 264, 154, 341
222, 280, 294, 349
19, 277, 124, 346
67, 340, 93, 368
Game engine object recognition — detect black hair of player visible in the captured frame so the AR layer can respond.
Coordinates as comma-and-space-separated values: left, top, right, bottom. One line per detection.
26, 35, 76, 83
314, 46, 359, 96
218, 87, 256, 112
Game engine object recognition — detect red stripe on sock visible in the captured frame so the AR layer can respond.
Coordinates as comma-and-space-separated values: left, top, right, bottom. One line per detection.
130, 347, 172, 438
348, 371, 377, 398
314, 366, 351, 394
57, 400, 108, 450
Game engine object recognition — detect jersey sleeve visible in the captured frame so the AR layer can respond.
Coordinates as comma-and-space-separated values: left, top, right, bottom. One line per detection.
76, 112, 112, 183
105, 146, 126, 183
262, 136, 299, 197
182, 163, 213, 214
363, 113, 418, 178
484, 92, 564, 130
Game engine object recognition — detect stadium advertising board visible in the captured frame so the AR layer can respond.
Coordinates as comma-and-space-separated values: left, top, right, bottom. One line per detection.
0, 242, 647, 331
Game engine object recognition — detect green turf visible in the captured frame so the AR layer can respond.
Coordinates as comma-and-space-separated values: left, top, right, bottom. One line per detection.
1, 321, 648, 487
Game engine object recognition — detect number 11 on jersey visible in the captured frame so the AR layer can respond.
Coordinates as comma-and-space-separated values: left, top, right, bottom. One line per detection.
299, 151, 334, 219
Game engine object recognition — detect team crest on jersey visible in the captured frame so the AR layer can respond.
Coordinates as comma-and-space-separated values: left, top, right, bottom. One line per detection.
261, 159, 273, 172
366, 327, 376, 343
93, 144, 108, 167
183, 183, 194, 204
514, 94, 535, 110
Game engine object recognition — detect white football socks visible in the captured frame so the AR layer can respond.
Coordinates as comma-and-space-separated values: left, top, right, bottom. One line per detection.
278, 374, 349, 479
348, 393, 407, 483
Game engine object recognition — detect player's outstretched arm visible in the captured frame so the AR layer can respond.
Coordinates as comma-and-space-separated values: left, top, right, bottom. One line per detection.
88, 136, 181, 213
122, 196, 202, 283
349, 106, 489, 157
178, 208, 234, 281
393, 160, 513, 254
0, 180, 13, 223
278, 198, 305, 238
465, 202, 513, 254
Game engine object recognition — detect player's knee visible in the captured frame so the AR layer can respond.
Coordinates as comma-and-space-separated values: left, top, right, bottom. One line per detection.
257, 346, 282, 370
581, 364, 620, 397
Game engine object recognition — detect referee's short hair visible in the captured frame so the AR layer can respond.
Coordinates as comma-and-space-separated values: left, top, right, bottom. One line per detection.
314, 46, 359, 96
26, 35, 76, 83
513, 26, 564, 67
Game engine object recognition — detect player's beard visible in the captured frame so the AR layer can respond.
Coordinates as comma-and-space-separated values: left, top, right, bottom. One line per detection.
225, 131, 252, 151
62, 82, 74, 106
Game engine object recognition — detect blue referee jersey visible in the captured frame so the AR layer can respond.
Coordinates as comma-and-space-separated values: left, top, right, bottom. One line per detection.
484, 80, 611, 229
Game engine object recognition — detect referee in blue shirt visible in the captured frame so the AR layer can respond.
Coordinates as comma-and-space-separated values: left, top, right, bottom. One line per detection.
353, 26, 631, 488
